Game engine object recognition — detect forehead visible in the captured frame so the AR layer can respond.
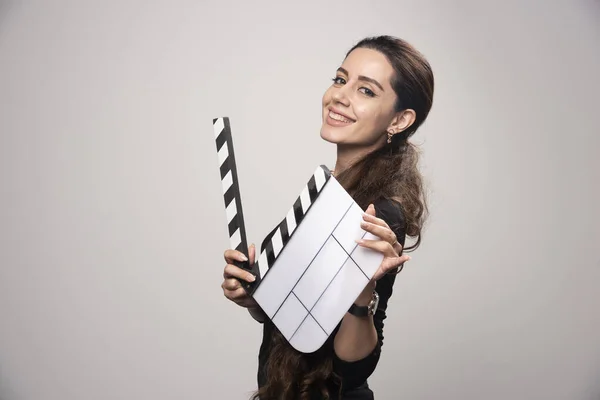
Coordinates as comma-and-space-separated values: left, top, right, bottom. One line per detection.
341, 47, 394, 87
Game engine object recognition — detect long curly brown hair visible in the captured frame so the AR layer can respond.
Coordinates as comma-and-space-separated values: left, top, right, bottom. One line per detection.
252, 35, 434, 400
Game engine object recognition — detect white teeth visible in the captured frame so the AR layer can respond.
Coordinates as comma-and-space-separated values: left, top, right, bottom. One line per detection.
329, 111, 353, 123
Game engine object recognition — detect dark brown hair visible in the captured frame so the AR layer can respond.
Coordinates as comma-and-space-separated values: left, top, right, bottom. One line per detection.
252, 35, 434, 400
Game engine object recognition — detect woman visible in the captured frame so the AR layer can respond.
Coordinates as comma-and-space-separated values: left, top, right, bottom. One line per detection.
221, 35, 434, 399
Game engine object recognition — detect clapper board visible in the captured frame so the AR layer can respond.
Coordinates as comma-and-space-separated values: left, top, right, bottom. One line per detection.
213, 117, 383, 353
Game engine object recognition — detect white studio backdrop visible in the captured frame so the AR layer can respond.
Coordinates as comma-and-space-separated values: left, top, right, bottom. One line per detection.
1, 1, 599, 399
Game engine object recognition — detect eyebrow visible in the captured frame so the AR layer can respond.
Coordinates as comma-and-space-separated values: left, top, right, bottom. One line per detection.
337, 67, 385, 91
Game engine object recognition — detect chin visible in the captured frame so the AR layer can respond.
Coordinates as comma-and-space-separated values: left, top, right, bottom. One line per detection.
320, 125, 341, 144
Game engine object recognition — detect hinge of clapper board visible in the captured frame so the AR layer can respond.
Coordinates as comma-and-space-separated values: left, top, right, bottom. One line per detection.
213, 117, 261, 294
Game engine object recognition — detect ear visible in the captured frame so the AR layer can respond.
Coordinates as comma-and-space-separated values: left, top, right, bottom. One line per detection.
387, 109, 416, 136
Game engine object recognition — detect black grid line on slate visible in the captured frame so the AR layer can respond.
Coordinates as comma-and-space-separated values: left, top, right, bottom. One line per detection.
266, 202, 373, 340
269, 201, 354, 322
288, 230, 369, 341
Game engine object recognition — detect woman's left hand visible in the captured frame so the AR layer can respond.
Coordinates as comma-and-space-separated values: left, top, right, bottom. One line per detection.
356, 203, 410, 282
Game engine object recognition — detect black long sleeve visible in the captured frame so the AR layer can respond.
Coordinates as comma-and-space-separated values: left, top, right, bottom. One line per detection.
330, 198, 407, 391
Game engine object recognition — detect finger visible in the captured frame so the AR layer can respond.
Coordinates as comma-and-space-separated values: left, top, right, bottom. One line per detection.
386, 256, 410, 275
248, 243, 256, 265
222, 278, 241, 291
362, 211, 389, 229
223, 264, 256, 282
373, 255, 411, 281
223, 249, 249, 264
393, 241, 404, 255
229, 287, 247, 300
355, 238, 396, 257
385, 255, 410, 271
360, 221, 396, 244
223, 287, 246, 301
366, 203, 376, 216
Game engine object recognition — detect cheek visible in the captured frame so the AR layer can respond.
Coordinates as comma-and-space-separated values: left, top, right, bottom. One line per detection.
355, 104, 382, 127
355, 105, 389, 139
322, 89, 332, 106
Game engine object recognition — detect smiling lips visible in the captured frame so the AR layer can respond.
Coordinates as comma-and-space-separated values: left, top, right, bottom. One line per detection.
327, 109, 355, 126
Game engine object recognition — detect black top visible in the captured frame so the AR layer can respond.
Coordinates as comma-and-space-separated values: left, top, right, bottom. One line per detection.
256, 197, 407, 399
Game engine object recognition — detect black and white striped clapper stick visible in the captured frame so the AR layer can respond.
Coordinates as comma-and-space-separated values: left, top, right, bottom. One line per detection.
213, 117, 258, 292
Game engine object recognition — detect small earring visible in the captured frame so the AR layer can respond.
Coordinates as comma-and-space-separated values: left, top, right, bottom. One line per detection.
387, 131, 394, 144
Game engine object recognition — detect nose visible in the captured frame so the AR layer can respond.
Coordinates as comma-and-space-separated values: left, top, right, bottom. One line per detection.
332, 85, 350, 106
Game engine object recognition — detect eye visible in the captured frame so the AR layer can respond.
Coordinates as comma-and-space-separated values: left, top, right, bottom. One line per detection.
359, 87, 376, 97
332, 76, 346, 85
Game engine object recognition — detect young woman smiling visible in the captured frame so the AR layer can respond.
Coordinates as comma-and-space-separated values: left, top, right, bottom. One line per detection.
221, 35, 434, 399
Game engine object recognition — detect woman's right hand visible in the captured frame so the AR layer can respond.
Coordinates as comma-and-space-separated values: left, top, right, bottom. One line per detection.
222, 244, 258, 309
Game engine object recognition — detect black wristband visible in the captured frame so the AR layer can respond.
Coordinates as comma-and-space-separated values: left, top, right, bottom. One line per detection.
347, 291, 379, 317
348, 302, 370, 317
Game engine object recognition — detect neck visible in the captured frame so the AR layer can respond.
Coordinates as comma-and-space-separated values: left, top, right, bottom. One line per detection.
334, 141, 382, 175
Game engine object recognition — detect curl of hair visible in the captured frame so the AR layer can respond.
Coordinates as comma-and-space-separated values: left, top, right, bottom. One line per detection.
252, 331, 339, 400
335, 136, 427, 251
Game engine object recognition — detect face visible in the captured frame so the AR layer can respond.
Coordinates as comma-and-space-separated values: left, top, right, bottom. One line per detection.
320, 47, 400, 149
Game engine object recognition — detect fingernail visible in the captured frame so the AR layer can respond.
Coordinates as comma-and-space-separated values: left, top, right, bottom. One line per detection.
360, 221, 369, 228
355, 239, 364, 244
240, 254, 248, 261
248, 274, 256, 282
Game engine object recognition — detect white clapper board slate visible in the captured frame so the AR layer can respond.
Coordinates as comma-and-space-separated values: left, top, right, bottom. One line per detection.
213, 117, 383, 353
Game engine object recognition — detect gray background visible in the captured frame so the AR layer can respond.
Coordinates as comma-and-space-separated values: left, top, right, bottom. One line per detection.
1, 1, 599, 399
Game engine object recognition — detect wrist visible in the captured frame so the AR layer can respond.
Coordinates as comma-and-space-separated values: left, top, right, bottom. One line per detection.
356, 281, 376, 306
248, 305, 266, 322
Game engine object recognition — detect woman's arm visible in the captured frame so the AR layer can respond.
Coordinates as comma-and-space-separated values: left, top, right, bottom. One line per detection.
332, 272, 397, 389
333, 280, 378, 361
331, 199, 407, 388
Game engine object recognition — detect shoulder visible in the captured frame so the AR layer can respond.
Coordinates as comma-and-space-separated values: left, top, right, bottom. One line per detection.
372, 197, 407, 237
372, 197, 404, 216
